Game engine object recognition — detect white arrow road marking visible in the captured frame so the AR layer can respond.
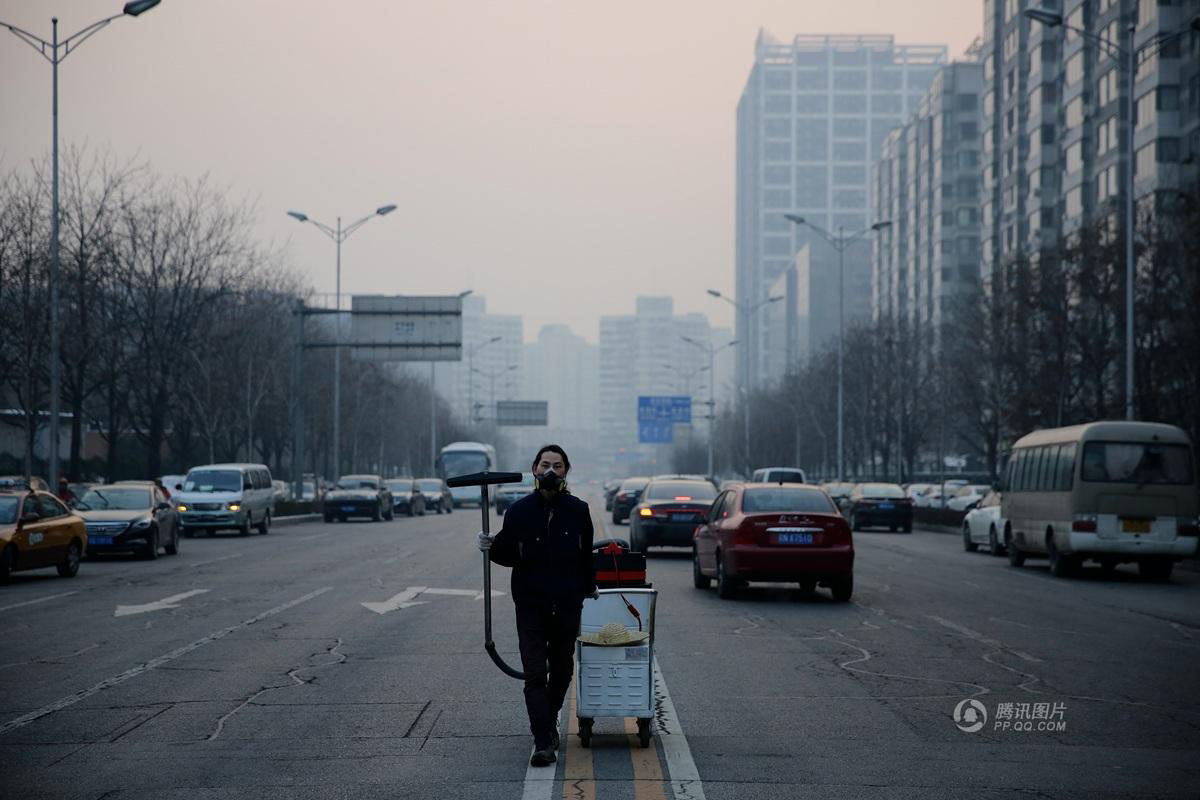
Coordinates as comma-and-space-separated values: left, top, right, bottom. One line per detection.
114, 589, 210, 618
361, 586, 507, 614
361, 587, 429, 615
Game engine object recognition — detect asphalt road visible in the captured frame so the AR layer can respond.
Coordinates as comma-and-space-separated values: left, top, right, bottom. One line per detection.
1, 490, 1197, 799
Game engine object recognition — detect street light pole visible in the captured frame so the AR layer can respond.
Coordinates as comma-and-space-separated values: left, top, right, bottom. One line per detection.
706, 290, 780, 475
1025, 9, 1200, 420
466, 336, 502, 424
286, 204, 396, 477
682, 335, 737, 479
785, 215, 891, 481
3, 1, 162, 487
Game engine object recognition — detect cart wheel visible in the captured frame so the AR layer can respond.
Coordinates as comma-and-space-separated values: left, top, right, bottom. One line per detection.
578, 718, 593, 748
637, 718, 651, 748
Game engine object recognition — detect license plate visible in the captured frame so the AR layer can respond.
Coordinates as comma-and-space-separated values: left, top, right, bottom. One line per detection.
671, 513, 695, 522
342, 506, 357, 512
1122, 518, 1151, 534
89, 535, 113, 545
878, 502, 895, 510
778, 532, 814, 545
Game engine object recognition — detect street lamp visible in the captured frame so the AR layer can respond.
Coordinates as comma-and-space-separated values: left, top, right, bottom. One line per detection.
427, 289, 473, 473
682, 335, 738, 478
785, 214, 891, 481
466, 335, 502, 424
3, 1, 162, 487
706, 290, 782, 475
471, 363, 518, 422
287, 204, 396, 476
1024, 8, 1200, 420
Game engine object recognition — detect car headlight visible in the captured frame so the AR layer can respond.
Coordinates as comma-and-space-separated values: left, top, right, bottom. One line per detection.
177, 504, 189, 512
227, 502, 241, 511
132, 518, 152, 529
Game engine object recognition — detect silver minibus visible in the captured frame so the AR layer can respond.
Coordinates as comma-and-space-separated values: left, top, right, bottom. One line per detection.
1001, 421, 1198, 580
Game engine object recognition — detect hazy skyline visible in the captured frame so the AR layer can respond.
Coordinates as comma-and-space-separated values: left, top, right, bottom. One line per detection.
1, 1, 981, 343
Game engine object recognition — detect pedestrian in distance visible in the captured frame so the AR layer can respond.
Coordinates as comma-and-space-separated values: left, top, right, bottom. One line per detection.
477, 444, 597, 767
57, 477, 76, 506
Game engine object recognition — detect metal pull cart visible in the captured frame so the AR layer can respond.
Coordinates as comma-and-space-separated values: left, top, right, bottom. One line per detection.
575, 587, 657, 747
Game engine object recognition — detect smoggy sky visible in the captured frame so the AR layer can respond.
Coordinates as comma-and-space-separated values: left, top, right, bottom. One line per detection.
1, 1, 980, 343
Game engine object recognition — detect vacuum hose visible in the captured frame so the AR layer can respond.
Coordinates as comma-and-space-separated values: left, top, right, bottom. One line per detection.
446, 471, 526, 680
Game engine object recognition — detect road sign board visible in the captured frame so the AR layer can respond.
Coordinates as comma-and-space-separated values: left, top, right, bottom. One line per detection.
348, 295, 463, 362
496, 400, 548, 426
638, 421, 674, 444
637, 396, 691, 424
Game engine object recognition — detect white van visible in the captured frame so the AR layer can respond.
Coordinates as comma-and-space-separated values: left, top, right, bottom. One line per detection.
1001, 421, 1198, 580
751, 467, 808, 485
175, 463, 275, 537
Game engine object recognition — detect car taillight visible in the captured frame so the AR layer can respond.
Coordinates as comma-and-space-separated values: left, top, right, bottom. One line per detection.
733, 521, 756, 546
1178, 519, 1199, 537
639, 508, 653, 517
1071, 515, 1097, 533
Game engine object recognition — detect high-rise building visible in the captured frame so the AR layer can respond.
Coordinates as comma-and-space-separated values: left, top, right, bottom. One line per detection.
736, 31, 947, 384
430, 295, 523, 424
598, 297, 710, 475
516, 324, 600, 471
873, 61, 984, 339
982, 0, 1200, 288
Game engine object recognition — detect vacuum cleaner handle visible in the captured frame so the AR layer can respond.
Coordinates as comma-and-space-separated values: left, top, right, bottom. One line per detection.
474, 479, 526, 680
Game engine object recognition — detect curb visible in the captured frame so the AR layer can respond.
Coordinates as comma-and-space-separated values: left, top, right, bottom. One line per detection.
273, 514, 321, 528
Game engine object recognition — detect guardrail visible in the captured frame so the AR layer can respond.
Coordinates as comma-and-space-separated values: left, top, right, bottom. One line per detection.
914, 506, 968, 530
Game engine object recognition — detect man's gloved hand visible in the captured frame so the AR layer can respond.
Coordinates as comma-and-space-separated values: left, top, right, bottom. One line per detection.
477, 531, 494, 552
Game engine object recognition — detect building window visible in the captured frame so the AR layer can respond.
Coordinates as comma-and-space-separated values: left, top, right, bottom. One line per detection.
765, 141, 791, 161
765, 94, 792, 114
795, 69, 827, 90
764, 165, 792, 185
1097, 116, 1118, 156
764, 69, 792, 91
1097, 69, 1117, 107
834, 94, 867, 114
833, 70, 866, 90
1066, 141, 1084, 174
833, 165, 866, 184
834, 141, 864, 161
1065, 186, 1084, 218
833, 117, 866, 137
1136, 90, 1155, 129
764, 236, 793, 256
1066, 96, 1085, 128
765, 117, 791, 138
797, 93, 828, 114
1096, 164, 1119, 201
1065, 52, 1085, 86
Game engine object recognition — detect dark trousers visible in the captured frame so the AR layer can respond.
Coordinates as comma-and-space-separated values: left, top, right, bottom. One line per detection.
515, 600, 581, 748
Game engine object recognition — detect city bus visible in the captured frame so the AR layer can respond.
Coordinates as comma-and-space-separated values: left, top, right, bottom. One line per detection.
1001, 421, 1198, 580
437, 441, 497, 508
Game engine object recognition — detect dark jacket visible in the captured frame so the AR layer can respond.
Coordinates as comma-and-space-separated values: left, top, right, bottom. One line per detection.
489, 489, 596, 606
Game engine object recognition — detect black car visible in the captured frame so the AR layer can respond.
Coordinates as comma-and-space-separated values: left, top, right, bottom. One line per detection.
629, 479, 718, 551
416, 478, 452, 514
324, 475, 394, 522
603, 479, 622, 511
76, 481, 180, 559
611, 477, 650, 524
384, 479, 426, 517
845, 483, 913, 532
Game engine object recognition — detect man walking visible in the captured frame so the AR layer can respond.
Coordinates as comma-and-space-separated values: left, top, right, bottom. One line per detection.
478, 444, 596, 767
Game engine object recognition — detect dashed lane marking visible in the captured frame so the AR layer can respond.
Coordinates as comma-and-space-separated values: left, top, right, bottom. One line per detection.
0, 586, 333, 736
0, 590, 78, 613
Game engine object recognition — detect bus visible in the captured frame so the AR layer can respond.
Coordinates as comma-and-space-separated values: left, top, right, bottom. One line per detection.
437, 441, 497, 508
1001, 421, 1198, 580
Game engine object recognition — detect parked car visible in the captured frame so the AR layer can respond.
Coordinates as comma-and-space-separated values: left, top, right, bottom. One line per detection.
962, 490, 1006, 555
271, 480, 292, 504
904, 483, 936, 503
946, 484, 992, 512
383, 478, 423, 518
175, 463, 275, 537
916, 486, 947, 508
0, 476, 50, 492
603, 479, 622, 511
0, 484, 85, 581
692, 482, 853, 601
326, 475, 395, 522
299, 476, 324, 502
76, 481, 179, 559
751, 467, 808, 484
495, 473, 534, 514
611, 477, 650, 524
629, 478, 718, 551
416, 478, 453, 514
845, 483, 913, 532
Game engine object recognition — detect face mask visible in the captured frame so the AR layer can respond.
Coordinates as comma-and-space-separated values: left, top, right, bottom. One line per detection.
537, 470, 563, 493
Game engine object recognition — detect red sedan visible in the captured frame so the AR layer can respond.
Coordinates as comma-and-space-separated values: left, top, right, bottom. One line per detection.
692, 483, 853, 601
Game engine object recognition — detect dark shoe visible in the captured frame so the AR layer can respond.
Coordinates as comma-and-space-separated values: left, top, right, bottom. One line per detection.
530, 747, 557, 767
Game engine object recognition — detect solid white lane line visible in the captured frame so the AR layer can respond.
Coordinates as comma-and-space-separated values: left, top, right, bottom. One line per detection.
0, 591, 78, 613
519, 705, 563, 800
653, 657, 707, 800
114, 589, 210, 618
0, 586, 333, 736
296, 533, 328, 542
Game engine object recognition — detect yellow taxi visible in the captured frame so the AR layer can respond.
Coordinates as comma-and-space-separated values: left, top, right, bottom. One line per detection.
0, 484, 86, 581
